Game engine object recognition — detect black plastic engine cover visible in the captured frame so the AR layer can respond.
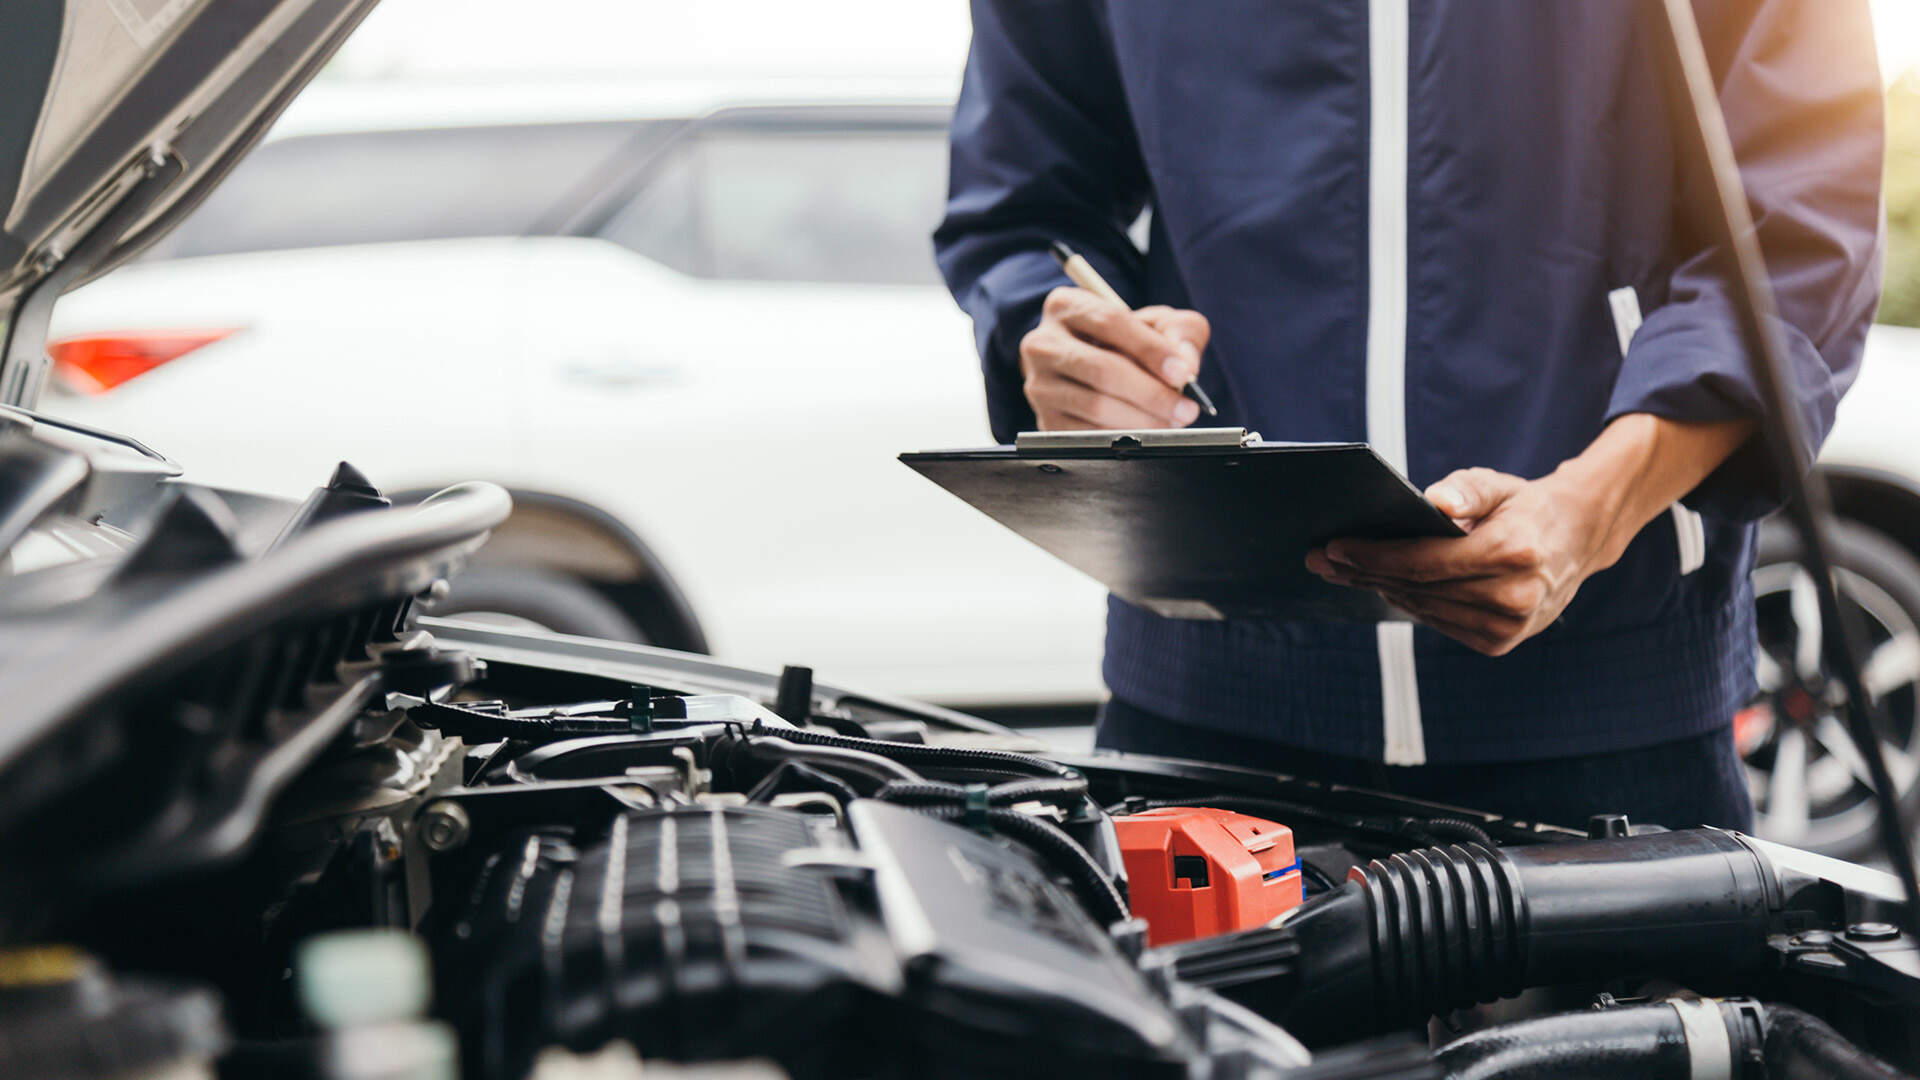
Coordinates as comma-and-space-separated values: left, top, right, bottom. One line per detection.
845, 800, 1192, 1076
432, 801, 1197, 1079
434, 805, 890, 1078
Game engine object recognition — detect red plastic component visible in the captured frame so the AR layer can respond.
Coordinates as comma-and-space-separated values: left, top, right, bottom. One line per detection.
1113, 806, 1304, 946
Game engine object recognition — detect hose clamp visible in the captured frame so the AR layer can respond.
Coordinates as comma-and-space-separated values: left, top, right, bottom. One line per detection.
1669, 997, 1733, 1080
963, 784, 991, 833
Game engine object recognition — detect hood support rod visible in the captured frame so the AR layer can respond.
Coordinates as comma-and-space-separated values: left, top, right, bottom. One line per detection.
1644, 0, 1920, 931
1, 150, 180, 409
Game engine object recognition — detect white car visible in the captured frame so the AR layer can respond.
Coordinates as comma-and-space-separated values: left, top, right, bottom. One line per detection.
42, 78, 1110, 709
40, 71, 1920, 860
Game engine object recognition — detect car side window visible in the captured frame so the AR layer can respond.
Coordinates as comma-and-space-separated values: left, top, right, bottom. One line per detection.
598, 128, 950, 286
145, 121, 658, 260
598, 143, 702, 276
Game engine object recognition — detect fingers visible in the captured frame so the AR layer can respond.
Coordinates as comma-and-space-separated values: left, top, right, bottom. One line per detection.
1137, 306, 1212, 375
1425, 467, 1526, 523
1306, 545, 1545, 656
1308, 553, 1549, 621
1021, 317, 1200, 429
1303, 555, 1527, 655
1319, 524, 1542, 585
1319, 469, 1533, 583
1043, 287, 1200, 389
1028, 374, 1182, 430
1379, 588, 1527, 656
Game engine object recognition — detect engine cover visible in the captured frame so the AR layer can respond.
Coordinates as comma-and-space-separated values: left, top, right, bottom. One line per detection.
433, 801, 1199, 1079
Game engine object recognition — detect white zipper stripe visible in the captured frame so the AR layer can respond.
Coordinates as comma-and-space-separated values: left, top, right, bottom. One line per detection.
1365, 0, 1410, 477
1609, 286, 1707, 575
1367, 0, 1424, 766
1377, 624, 1424, 764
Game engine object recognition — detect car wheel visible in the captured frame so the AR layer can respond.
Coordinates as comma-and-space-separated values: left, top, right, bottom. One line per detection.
426, 565, 648, 643
1744, 518, 1920, 858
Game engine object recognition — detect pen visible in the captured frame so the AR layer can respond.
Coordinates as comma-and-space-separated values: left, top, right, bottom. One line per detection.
1048, 240, 1218, 418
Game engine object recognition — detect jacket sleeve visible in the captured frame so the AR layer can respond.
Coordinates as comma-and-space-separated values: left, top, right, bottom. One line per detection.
1606, 0, 1885, 521
933, 0, 1151, 443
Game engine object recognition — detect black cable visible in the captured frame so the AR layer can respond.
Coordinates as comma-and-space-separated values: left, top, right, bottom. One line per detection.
1116, 794, 1497, 850
719, 733, 920, 795
745, 760, 860, 808
1646, 0, 1920, 933
751, 722, 1077, 781
1412, 818, 1494, 848
912, 804, 1129, 926
877, 776, 1089, 810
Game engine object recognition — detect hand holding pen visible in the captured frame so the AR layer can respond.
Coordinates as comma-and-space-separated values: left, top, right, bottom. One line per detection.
1015, 241, 1218, 431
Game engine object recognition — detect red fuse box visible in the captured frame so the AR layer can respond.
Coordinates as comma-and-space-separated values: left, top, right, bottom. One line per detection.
1112, 806, 1304, 946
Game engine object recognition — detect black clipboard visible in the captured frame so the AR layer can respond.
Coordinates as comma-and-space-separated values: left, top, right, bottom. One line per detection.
899, 428, 1463, 621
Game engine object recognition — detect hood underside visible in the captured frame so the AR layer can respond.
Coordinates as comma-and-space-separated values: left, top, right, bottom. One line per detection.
0, 0, 380, 407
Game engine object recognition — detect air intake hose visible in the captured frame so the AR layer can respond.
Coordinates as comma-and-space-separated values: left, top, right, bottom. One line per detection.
1215, 829, 1783, 1039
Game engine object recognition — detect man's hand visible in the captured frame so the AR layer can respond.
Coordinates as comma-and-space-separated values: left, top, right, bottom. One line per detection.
1020, 286, 1211, 430
1306, 414, 1754, 656
1305, 468, 1615, 656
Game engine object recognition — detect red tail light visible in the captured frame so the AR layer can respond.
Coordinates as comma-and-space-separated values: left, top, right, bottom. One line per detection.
47, 328, 239, 393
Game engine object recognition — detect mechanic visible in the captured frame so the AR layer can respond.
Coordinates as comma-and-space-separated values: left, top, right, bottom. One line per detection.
934, 3, 1885, 830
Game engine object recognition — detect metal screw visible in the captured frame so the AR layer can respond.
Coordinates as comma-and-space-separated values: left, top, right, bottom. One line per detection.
418, 800, 470, 853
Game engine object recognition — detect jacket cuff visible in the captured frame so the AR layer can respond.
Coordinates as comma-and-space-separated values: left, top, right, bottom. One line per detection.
1605, 302, 1840, 522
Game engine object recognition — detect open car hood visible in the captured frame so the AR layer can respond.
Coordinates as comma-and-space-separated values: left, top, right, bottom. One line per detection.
0, 0, 379, 407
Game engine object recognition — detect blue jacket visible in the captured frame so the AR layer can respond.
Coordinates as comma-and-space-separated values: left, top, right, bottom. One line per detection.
934, 1, 1884, 763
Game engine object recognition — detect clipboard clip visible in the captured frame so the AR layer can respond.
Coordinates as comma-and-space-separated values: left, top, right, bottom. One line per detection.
1014, 427, 1262, 453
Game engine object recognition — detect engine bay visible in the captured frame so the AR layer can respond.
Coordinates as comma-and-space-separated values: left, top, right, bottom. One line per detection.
1, 453, 1918, 1080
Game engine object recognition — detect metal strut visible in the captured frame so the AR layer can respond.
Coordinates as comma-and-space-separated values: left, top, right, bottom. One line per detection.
1646, 0, 1920, 933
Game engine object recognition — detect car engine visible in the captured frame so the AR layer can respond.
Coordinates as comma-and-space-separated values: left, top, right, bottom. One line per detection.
2, 456, 1919, 1080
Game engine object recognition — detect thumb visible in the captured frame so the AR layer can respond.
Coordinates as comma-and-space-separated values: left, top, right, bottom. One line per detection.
1425, 468, 1525, 523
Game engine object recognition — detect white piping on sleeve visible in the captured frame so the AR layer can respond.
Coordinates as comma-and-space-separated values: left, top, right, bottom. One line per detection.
1608, 285, 1644, 360
1609, 286, 1706, 575
1367, 0, 1424, 766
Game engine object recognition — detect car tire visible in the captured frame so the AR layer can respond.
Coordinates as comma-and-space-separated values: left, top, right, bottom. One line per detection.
426, 565, 649, 643
1747, 518, 1920, 858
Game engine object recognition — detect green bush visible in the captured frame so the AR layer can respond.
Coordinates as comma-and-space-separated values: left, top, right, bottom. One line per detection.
1884, 74, 1920, 327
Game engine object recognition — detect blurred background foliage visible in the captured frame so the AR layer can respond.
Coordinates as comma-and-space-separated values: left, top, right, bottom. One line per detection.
1885, 72, 1919, 327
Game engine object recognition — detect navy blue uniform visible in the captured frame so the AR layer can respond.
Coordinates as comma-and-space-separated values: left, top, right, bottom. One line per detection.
934, 1, 1883, 799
